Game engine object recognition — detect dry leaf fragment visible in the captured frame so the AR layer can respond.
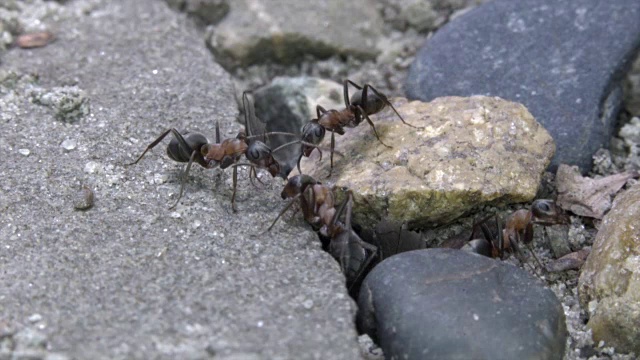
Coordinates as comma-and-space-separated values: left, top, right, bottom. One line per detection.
546, 248, 591, 272
15, 31, 55, 49
556, 164, 638, 219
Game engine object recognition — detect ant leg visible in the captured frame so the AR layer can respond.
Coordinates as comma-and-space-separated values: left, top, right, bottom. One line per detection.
363, 84, 420, 129
523, 222, 545, 272
168, 149, 198, 209
343, 79, 359, 107
127, 128, 188, 166
496, 215, 505, 259
268, 193, 303, 231
328, 130, 336, 177
231, 160, 239, 213
297, 152, 304, 175
245, 132, 300, 141
271, 140, 329, 154
358, 106, 392, 148
248, 166, 267, 188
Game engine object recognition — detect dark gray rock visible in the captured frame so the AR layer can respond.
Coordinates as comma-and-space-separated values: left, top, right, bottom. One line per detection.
405, 0, 640, 173
0, 0, 360, 359
358, 249, 567, 360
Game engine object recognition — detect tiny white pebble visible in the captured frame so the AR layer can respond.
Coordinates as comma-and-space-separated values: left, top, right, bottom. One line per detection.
28, 313, 42, 323
18, 148, 30, 156
192, 220, 201, 229
61, 139, 77, 151
302, 299, 314, 309
473, 314, 479, 321
257, 321, 264, 327
84, 161, 100, 174
153, 173, 168, 184
170, 212, 181, 218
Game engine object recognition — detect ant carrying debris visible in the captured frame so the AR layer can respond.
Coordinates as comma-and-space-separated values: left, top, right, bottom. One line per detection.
268, 175, 378, 294
296, 80, 419, 176
126, 91, 310, 211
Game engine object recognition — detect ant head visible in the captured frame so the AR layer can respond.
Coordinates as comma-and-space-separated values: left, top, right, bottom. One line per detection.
531, 199, 569, 225
302, 121, 325, 137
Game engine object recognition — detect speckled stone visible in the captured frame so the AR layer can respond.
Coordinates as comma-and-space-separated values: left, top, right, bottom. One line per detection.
301, 96, 555, 228
578, 183, 640, 354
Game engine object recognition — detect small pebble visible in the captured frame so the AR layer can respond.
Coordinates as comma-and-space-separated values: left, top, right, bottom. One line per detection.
73, 186, 94, 210
19, 148, 30, 156
302, 299, 314, 309
84, 161, 100, 174
60, 139, 77, 151
28, 314, 42, 323
15, 31, 55, 48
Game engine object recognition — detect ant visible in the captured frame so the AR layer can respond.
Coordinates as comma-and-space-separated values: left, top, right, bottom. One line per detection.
461, 199, 569, 274
126, 91, 303, 211
268, 175, 378, 293
296, 80, 420, 176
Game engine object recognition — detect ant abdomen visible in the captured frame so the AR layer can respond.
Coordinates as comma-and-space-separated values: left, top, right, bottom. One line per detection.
167, 132, 208, 163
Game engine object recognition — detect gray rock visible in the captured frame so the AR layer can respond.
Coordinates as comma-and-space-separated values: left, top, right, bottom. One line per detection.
358, 249, 567, 360
578, 183, 640, 354
31, 85, 90, 123
405, 0, 640, 173
206, 0, 382, 69
164, 0, 230, 24
253, 76, 343, 177
378, 0, 491, 32
0, 0, 361, 359
546, 224, 572, 259
300, 96, 555, 228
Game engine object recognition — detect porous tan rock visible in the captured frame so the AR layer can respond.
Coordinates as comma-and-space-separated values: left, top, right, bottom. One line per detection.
301, 96, 555, 228
578, 183, 640, 354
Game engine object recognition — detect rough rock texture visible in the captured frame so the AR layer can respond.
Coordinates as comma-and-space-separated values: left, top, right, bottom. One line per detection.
253, 76, 344, 177
378, 0, 492, 33
578, 184, 640, 354
405, 0, 640, 173
164, 0, 230, 24
301, 96, 555, 228
624, 55, 640, 116
206, 0, 383, 69
358, 249, 567, 360
617, 116, 640, 171
0, 1, 361, 359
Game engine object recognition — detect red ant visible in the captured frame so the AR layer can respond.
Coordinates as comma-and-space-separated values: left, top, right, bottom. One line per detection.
268, 175, 378, 292
126, 91, 308, 211
296, 80, 419, 175
461, 199, 569, 273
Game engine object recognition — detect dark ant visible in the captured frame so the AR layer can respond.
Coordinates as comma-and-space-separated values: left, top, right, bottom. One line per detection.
296, 80, 419, 176
459, 199, 569, 274
268, 175, 378, 293
126, 91, 306, 211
